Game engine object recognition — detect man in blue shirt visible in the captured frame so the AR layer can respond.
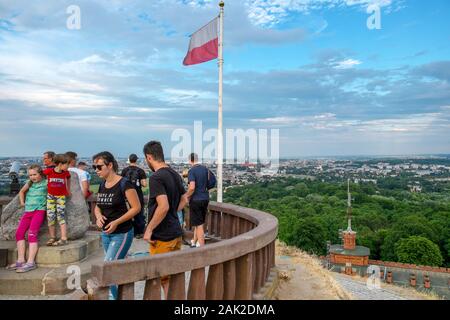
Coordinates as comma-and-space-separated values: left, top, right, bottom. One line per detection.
185, 153, 209, 247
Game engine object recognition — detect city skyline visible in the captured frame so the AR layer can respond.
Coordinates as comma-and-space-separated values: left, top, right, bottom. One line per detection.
0, 0, 449, 157
1, 153, 450, 162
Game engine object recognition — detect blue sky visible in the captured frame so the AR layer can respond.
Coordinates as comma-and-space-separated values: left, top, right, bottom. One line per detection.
0, 0, 449, 158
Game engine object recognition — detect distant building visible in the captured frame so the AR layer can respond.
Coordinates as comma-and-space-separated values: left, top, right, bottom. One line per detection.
328, 179, 370, 276
409, 184, 422, 193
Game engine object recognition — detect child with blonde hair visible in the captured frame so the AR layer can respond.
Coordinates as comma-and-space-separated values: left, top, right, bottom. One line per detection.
6, 164, 47, 273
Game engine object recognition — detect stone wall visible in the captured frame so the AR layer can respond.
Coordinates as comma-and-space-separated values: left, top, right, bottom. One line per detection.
321, 256, 450, 299
368, 259, 450, 273
370, 262, 450, 299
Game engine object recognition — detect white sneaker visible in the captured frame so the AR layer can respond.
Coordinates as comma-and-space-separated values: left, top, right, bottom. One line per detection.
195, 242, 201, 247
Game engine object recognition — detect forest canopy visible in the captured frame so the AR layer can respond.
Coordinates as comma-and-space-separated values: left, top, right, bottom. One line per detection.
223, 177, 450, 267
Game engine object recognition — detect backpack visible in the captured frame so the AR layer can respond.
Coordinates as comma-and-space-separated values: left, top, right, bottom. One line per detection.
206, 169, 217, 190
124, 167, 141, 188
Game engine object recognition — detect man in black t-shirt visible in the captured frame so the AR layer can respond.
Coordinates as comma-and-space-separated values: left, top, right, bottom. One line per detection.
142, 141, 187, 299
121, 153, 147, 238
185, 153, 210, 247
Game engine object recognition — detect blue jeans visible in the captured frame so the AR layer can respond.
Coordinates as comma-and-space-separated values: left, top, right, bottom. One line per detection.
101, 228, 134, 300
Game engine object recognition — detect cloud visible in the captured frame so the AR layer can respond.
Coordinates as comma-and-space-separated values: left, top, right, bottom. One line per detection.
251, 112, 449, 136
0, 19, 15, 32
251, 116, 301, 125
251, 113, 337, 126
76, 54, 109, 65
414, 61, 450, 82
333, 58, 362, 69
158, 88, 216, 105
0, 1, 447, 157
0, 0, 308, 49
245, 0, 399, 28
227, 55, 450, 133
0, 81, 118, 111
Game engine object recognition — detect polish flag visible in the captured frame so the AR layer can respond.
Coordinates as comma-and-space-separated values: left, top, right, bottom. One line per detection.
183, 17, 219, 66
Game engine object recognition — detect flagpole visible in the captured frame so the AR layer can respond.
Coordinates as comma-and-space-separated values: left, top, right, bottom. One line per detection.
217, 1, 224, 203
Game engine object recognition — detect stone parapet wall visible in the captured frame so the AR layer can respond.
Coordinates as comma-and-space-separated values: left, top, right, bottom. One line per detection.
368, 260, 450, 274
320, 256, 450, 274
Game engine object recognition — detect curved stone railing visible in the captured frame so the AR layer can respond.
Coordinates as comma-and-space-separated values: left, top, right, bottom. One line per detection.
86, 201, 278, 300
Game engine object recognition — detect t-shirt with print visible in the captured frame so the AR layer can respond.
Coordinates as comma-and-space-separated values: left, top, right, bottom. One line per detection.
25, 179, 48, 212
43, 168, 71, 196
96, 178, 134, 234
148, 167, 185, 241
188, 164, 210, 201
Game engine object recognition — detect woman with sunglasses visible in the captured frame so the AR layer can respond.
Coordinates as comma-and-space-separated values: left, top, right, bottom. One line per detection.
92, 151, 141, 300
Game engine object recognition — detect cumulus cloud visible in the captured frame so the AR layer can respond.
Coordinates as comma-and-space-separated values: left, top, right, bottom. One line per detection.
245, 0, 399, 28
0, 0, 447, 157
414, 61, 450, 82
333, 59, 362, 69
251, 112, 449, 137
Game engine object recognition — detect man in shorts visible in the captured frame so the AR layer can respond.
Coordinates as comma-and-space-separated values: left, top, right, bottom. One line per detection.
185, 153, 210, 247
142, 141, 187, 299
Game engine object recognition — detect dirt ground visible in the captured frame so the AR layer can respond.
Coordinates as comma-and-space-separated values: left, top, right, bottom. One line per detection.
272, 241, 438, 300
273, 241, 351, 300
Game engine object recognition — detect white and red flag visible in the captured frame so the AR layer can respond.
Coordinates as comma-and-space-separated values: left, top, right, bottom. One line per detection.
182, 3, 224, 202
183, 17, 219, 66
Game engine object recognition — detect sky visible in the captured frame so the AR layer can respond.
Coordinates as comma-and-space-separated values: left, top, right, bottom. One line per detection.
0, 0, 449, 158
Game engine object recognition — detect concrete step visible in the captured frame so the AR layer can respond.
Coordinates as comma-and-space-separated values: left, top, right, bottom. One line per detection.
0, 247, 105, 296
1, 231, 101, 267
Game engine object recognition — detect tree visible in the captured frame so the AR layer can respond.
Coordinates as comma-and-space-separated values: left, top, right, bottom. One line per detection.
445, 239, 450, 267
380, 215, 437, 261
354, 210, 388, 231
223, 176, 450, 265
293, 182, 309, 197
358, 228, 388, 260
281, 217, 327, 256
395, 236, 443, 267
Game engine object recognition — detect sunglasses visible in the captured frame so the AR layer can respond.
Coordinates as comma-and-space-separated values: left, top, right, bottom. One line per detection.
92, 164, 106, 170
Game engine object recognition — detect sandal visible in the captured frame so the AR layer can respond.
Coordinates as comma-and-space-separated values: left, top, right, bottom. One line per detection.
52, 239, 68, 246
6, 261, 24, 271
16, 262, 37, 273
46, 238, 57, 246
